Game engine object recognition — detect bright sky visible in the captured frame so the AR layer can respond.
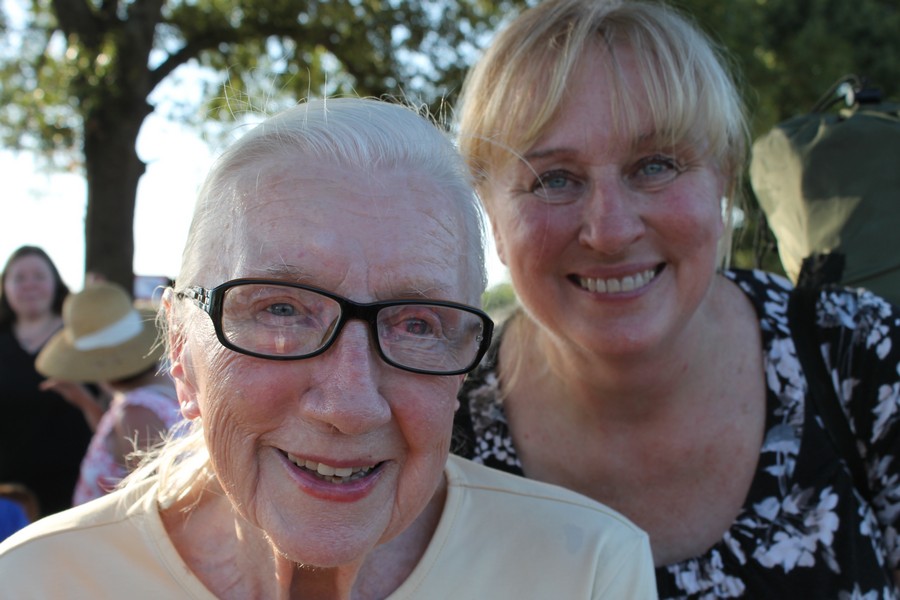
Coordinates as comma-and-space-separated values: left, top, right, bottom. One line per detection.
0, 112, 508, 293
0, 113, 210, 292
0, 0, 508, 294
0, 0, 508, 297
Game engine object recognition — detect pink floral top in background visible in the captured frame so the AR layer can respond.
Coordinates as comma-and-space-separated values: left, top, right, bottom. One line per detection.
73, 383, 181, 505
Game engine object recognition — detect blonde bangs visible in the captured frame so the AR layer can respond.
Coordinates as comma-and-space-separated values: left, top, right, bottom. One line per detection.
458, 0, 748, 205
601, 10, 746, 182
458, 3, 592, 191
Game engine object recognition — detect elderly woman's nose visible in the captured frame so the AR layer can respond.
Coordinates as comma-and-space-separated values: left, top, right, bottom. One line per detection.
303, 321, 391, 434
578, 181, 645, 254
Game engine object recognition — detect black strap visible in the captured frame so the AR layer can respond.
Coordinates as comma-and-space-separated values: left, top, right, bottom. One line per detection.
797, 252, 845, 290
788, 285, 873, 504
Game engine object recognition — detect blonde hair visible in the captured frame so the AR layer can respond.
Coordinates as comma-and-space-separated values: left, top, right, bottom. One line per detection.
457, 0, 749, 260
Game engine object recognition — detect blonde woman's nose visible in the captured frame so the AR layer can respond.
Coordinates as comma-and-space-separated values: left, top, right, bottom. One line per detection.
578, 181, 645, 254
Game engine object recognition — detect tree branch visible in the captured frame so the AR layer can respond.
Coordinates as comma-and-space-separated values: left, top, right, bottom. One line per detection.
51, 0, 102, 46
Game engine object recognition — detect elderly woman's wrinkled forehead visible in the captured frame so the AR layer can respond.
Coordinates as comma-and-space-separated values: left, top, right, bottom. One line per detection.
229, 153, 461, 216
188, 155, 482, 299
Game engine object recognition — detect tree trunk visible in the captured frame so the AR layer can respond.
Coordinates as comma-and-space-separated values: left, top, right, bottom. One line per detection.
82, 98, 152, 293
72, 0, 162, 295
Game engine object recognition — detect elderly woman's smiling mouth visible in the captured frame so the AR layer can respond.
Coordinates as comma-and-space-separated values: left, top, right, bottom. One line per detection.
284, 451, 381, 485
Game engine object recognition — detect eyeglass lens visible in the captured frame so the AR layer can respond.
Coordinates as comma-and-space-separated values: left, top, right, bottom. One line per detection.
218, 283, 485, 373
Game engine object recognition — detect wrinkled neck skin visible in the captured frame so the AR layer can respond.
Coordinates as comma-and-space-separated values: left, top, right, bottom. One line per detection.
162, 477, 447, 600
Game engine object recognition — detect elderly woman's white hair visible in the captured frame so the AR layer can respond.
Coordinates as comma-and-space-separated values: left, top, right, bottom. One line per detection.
129, 98, 487, 507
182, 98, 487, 295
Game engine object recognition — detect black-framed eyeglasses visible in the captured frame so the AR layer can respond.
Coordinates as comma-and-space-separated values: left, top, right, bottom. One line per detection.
177, 279, 494, 376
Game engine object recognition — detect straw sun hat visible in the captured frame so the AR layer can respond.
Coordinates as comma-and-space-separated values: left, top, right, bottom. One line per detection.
36, 281, 163, 383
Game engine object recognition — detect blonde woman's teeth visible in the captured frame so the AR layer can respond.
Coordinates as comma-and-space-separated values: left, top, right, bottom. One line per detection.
579, 269, 657, 293
287, 453, 374, 483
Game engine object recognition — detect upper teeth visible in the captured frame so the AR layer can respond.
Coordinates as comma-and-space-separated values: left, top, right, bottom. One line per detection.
286, 453, 374, 481
579, 268, 657, 294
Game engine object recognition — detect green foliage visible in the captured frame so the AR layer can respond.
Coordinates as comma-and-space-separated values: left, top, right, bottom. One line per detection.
481, 281, 518, 319
677, 0, 900, 135
1, 0, 897, 281
0, 0, 528, 286
0, 0, 528, 163
674, 0, 900, 272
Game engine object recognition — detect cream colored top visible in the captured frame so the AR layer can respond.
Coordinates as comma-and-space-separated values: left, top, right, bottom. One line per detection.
0, 455, 656, 599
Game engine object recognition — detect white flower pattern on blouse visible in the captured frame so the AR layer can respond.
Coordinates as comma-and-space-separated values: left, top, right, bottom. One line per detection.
453, 269, 900, 599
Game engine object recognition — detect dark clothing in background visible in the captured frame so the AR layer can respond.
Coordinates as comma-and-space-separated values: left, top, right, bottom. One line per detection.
0, 328, 92, 516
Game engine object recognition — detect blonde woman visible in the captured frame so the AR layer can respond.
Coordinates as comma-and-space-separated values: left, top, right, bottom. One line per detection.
452, 0, 900, 597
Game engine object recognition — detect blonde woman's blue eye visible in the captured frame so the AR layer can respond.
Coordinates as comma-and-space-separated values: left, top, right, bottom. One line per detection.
526, 169, 584, 204
631, 156, 682, 185
541, 174, 568, 188
531, 170, 577, 193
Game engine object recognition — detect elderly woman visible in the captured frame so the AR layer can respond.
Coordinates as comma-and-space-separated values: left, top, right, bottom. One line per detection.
451, 0, 900, 597
0, 98, 655, 598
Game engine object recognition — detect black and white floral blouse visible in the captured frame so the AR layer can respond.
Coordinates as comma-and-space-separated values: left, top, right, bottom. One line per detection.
453, 269, 900, 599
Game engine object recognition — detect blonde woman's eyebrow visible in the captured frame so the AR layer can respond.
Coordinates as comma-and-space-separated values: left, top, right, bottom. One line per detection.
522, 146, 577, 162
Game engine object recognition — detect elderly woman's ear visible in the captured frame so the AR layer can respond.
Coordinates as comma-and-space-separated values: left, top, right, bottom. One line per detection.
162, 288, 200, 421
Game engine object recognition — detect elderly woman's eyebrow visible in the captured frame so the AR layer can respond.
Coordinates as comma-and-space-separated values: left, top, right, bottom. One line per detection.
376, 267, 462, 298
381, 283, 456, 301
239, 266, 456, 299
248, 264, 313, 281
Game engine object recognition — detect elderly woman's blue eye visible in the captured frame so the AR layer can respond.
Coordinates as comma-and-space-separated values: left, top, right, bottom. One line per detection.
267, 303, 298, 317
404, 318, 435, 336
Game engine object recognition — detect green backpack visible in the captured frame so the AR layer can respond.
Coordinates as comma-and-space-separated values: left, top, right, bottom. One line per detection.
750, 75, 900, 305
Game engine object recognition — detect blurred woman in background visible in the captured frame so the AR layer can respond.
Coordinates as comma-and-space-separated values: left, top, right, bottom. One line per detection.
0, 246, 93, 516
36, 281, 180, 505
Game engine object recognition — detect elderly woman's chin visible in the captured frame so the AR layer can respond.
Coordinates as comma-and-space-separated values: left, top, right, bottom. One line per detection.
240, 462, 426, 568
265, 519, 389, 568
